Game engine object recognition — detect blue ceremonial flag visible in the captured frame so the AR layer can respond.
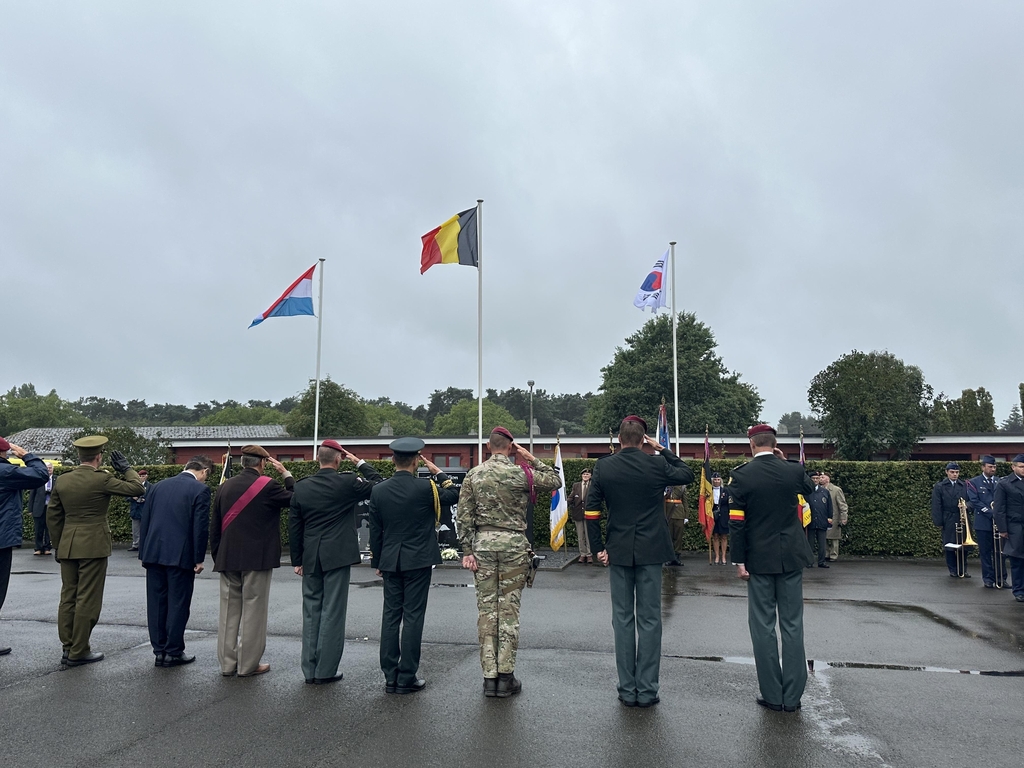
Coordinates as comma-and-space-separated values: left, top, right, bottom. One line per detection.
249, 264, 316, 328
656, 403, 670, 450
633, 252, 668, 313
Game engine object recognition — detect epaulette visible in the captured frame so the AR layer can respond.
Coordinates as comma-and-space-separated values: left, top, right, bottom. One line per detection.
730, 461, 748, 474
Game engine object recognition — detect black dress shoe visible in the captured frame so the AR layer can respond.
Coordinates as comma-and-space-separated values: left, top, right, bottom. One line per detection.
395, 678, 426, 694
306, 678, 316, 685
66, 651, 104, 666
495, 672, 522, 698
0, 646, 11, 656
756, 697, 783, 711
617, 696, 637, 707
984, 582, 995, 588
963, 572, 972, 578
1014, 594, 1024, 602
313, 673, 344, 685
61, 650, 69, 664
483, 677, 498, 697
636, 697, 660, 708
385, 680, 397, 693
164, 654, 196, 667
154, 653, 166, 667
818, 563, 829, 568
783, 702, 802, 712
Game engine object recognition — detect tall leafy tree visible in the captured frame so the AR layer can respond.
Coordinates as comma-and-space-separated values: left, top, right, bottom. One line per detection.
285, 377, 371, 437
930, 388, 996, 433
198, 405, 287, 426
424, 387, 474, 431
363, 399, 428, 436
1, 384, 90, 434
808, 350, 932, 460
61, 427, 171, 465
777, 411, 821, 435
430, 400, 526, 436
584, 313, 762, 434
1001, 404, 1024, 434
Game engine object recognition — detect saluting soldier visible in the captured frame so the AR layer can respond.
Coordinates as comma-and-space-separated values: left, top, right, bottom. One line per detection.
930, 462, 972, 578
369, 438, 459, 694
664, 484, 688, 566
46, 435, 145, 665
458, 427, 561, 698
993, 454, 1024, 602
728, 424, 815, 713
967, 456, 1006, 588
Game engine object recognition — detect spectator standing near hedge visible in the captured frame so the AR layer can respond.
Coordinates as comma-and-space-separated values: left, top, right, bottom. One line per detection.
28, 461, 55, 555
711, 473, 730, 564
567, 469, 593, 563
210, 444, 294, 677
47, 435, 145, 666
820, 473, 848, 562
930, 462, 972, 578
127, 469, 150, 551
993, 454, 1024, 602
805, 472, 832, 569
0, 438, 50, 657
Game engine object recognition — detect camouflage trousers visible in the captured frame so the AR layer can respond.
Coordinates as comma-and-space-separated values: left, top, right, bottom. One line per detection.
472, 533, 531, 677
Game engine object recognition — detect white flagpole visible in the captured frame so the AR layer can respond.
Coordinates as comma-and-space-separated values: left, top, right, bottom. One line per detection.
312, 258, 326, 458
670, 241, 680, 454
476, 199, 484, 467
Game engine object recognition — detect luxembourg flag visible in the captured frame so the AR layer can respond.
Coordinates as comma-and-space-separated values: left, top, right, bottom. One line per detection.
549, 443, 569, 551
249, 265, 317, 328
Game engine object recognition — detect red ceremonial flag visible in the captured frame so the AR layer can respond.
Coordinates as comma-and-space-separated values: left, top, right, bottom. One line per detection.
698, 432, 714, 542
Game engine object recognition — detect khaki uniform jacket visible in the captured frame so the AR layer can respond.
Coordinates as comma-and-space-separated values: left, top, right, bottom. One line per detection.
824, 482, 848, 540
46, 465, 145, 560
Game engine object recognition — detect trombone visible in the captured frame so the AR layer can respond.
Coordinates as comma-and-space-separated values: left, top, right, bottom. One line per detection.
992, 501, 1005, 589
954, 498, 977, 578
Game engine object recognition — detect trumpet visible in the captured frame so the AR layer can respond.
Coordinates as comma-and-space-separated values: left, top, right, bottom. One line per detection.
955, 498, 977, 578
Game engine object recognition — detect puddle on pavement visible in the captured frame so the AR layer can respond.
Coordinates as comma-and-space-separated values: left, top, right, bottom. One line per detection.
666, 653, 1024, 676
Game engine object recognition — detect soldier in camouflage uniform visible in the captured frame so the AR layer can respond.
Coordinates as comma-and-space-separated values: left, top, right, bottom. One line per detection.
457, 426, 561, 698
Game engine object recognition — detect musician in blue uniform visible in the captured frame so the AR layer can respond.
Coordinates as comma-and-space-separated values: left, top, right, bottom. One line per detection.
993, 454, 1024, 602
930, 462, 972, 578
967, 455, 1006, 588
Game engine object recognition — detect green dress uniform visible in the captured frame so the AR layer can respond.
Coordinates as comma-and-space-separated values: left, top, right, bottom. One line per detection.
664, 485, 688, 563
47, 461, 144, 661
457, 452, 561, 685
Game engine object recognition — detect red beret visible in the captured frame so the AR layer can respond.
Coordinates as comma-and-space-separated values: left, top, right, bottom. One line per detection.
321, 439, 345, 452
491, 426, 515, 441
0, 437, 10, 451
747, 424, 777, 438
620, 415, 648, 433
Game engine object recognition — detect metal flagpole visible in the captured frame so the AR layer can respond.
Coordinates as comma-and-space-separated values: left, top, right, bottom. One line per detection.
312, 258, 326, 458
670, 241, 680, 454
476, 199, 484, 467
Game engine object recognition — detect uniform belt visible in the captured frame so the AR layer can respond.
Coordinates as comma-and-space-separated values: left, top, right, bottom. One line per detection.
477, 525, 515, 532
665, 500, 683, 504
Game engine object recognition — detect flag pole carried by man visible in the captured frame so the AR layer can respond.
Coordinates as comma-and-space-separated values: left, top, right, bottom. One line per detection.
697, 427, 715, 563
549, 439, 568, 551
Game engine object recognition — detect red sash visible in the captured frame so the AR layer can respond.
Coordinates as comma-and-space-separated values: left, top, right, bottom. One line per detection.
221, 476, 272, 533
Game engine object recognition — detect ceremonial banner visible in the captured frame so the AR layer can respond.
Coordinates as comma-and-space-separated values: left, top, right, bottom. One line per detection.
420, 207, 479, 273
549, 443, 568, 551
656, 403, 670, 450
698, 433, 714, 541
633, 252, 668, 312
249, 264, 316, 328
219, 446, 232, 486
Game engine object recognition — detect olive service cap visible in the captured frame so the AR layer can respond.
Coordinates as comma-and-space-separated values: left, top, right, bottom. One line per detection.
946, 462, 960, 470
620, 415, 648, 433
491, 426, 515, 442
0, 437, 9, 451
390, 437, 425, 455
321, 439, 345, 453
980, 455, 996, 465
241, 445, 270, 459
74, 435, 108, 458
747, 424, 777, 438
1012, 454, 1024, 464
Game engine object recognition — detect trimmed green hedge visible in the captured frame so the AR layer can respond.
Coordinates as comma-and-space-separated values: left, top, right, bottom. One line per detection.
22, 458, 1009, 557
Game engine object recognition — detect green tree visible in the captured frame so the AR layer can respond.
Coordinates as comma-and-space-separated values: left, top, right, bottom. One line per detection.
808, 351, 932, 460
61, 427, 171, 465
198, 405, 287, 426
1001, 404, 1024, 434
0, 384, 91, 434
430, 400, 526, 436
777, 411, 821, 435
936, 388, 996, 432
364, 400, 428, 436
285, 377, 371, 437
584, 313, 762, 434
423, 387, 474, 431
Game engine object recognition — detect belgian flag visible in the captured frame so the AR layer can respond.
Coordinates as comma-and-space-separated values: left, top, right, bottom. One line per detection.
420, 207, 479, 274
698, 433, 714, 542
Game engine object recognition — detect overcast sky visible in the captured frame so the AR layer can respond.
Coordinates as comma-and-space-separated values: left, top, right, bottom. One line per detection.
2, 1, 1022, 426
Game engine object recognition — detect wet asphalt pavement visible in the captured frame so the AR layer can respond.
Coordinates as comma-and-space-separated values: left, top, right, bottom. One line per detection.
2, 547, 1023, 768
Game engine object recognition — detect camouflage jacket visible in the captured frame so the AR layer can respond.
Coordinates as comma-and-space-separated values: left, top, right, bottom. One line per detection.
457, 454, 561, 555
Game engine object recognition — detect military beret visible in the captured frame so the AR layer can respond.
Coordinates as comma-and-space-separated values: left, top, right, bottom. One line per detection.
390, 437, 425, 455
1012, 454, 1024, 464
241, 444, 270, 459
946, 462, 960, 470
491, 426, 515, 442
138, 469, 148, 476
980, 455, 996, 465
321, 439, 345, 453
747, 424, 776, 438
0, 437, 9, 451
620, 415, 648, 432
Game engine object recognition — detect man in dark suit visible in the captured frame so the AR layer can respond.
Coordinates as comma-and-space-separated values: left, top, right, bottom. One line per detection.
289, 439, 382, 685
967, 455, 1006, 588
728, 423, 815, 713
210, 444, 294, 677
584, 415, 694, 708
931, 462, 972, 578
369, 438, 459, 694
805, 472, 833, 568
567, 468, 593, 563
993, 454, 1024, 602
28, 461, 54, 555
138, 456, 213, 667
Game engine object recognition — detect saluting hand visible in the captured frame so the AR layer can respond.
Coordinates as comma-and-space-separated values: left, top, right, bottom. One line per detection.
421, 456, 442, 475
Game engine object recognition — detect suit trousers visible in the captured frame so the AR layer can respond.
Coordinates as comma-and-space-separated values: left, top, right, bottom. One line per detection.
302, 565, 351, 681
806, 528, 827, 566
218, 569, 273, 675
33, 517, 51, 551
131, 519, 141, 549
975, 529, 1008, 586
145, 564, 196, 657
574, 520, 591, 557
747, 570, 807, 708
58, 558, 108, 658
825, 538, 840, 560
379, 566, 432, 687
608, 563, 663, 705
0, 546, 11, 615
1009, 555, 1024, 598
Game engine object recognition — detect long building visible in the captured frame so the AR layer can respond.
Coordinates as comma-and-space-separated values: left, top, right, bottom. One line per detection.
6, 426, 1024, 466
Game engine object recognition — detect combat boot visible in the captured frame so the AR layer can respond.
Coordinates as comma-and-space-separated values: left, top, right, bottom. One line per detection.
495, 672, 522, 698
483, 677, 498, 697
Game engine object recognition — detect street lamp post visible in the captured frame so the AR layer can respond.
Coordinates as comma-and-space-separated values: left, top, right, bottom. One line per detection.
527, 380, 535, 453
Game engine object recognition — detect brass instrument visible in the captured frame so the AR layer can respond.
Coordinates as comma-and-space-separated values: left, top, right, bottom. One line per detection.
955, 498, 977, 578
992, 501, 1005, 589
